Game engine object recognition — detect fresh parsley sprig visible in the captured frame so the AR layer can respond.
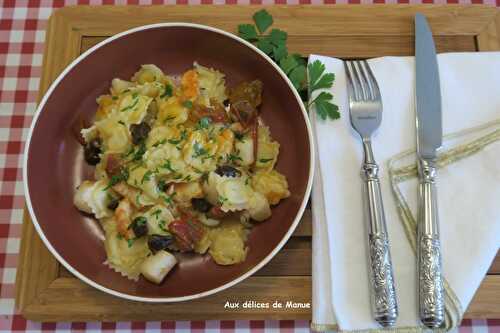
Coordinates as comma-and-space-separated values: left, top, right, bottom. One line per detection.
308, 60, 340, 120
238, 9, 307, 91
237, 9, 339, 121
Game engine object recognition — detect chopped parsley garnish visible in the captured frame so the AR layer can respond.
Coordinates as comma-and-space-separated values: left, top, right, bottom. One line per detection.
103, 168, 129, 190
122, 146, 135, 158
168, 130, 187, 145
141, 170, 154, 184
157, 179, 167, 192
120, 97, 139, 112
127, 238, 136, 248
112, 96, 118, 100
158, 220, 168, 232
192, 142, 208, 158
168, 138, 181, 145
218, 195, 228, 205
132, 142, 146, 161
182, 100, 193, 109
192, 167, 203, 174
152, 139, 166, 147
173, 173, 183, 180
161, 160, 176, 173
162, 192, 176, 206
160, 84, 173, 98
132, 92, 138, 99
259, 158, 273, 163
183, 174, 192, 182
228, 153, 243, 163
151, 209, 162, 220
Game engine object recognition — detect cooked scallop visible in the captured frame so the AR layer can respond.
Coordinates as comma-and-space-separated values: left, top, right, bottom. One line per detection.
73, 180, 113, 219
140, 250, 178, 284
216, 177, 252, 212
73, 181, 94, 215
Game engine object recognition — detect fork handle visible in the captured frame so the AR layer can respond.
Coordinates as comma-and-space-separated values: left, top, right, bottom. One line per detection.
362, 160, 398, 327
417, 159, 445, 328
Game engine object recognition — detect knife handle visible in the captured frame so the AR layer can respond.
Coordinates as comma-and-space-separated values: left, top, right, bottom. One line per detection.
361, 158, 398, 327
417, 159, 445, 328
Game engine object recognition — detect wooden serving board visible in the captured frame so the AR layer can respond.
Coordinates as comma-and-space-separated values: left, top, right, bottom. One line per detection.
16, 5, 500, 322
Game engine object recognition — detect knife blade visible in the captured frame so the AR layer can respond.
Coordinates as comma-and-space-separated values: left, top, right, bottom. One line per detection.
415, 13, 442, 158
415, 13, 445, 329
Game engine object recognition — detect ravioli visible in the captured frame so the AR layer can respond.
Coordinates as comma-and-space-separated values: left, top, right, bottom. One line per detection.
102, 217, 151, 281
209, 221, 249, 265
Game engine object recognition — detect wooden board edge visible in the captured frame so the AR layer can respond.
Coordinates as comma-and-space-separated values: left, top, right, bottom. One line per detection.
476, 9, 500, 51
464, 275, 500, 319
22, 276, 311, 322
15, 210, 59, 313
50, 5, 497, 37
15, 9, 82, 315
38, 7, 83, 95
18, 275, 500, 321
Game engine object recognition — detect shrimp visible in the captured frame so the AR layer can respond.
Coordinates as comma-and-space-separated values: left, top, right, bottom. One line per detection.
114, 198, 134, 239
181, 70, 198, 99
216, 128, 234, 157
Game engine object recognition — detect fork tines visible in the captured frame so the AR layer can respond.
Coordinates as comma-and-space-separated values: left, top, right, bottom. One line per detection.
344, 60, 380, 102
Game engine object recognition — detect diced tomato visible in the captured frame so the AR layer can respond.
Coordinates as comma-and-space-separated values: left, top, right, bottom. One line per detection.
169, 214, 205, 252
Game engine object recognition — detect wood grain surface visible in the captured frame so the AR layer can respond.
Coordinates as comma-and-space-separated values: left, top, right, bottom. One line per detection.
16, 5, 500, 322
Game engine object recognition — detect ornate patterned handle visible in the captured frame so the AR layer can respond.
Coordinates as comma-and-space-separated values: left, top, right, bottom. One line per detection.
368, 233, 399, 327
362, 160, 398, 327
417, 159, 445, 328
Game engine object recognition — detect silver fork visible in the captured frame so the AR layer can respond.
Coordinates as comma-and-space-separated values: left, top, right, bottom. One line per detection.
344, 60, 398, 327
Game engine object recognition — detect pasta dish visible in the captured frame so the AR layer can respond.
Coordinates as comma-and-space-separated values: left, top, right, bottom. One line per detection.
73, 64, 290, 284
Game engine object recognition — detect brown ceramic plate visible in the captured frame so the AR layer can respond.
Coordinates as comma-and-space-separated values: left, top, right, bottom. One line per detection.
24, 23, 314, 302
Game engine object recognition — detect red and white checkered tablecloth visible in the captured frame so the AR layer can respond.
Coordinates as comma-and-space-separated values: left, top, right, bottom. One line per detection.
1, 0, 499, 332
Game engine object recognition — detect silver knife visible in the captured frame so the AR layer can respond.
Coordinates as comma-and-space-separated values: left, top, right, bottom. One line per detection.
415, 13, 445, 329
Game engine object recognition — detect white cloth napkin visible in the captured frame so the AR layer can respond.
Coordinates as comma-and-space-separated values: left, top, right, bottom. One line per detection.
310, 52, 500, 332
